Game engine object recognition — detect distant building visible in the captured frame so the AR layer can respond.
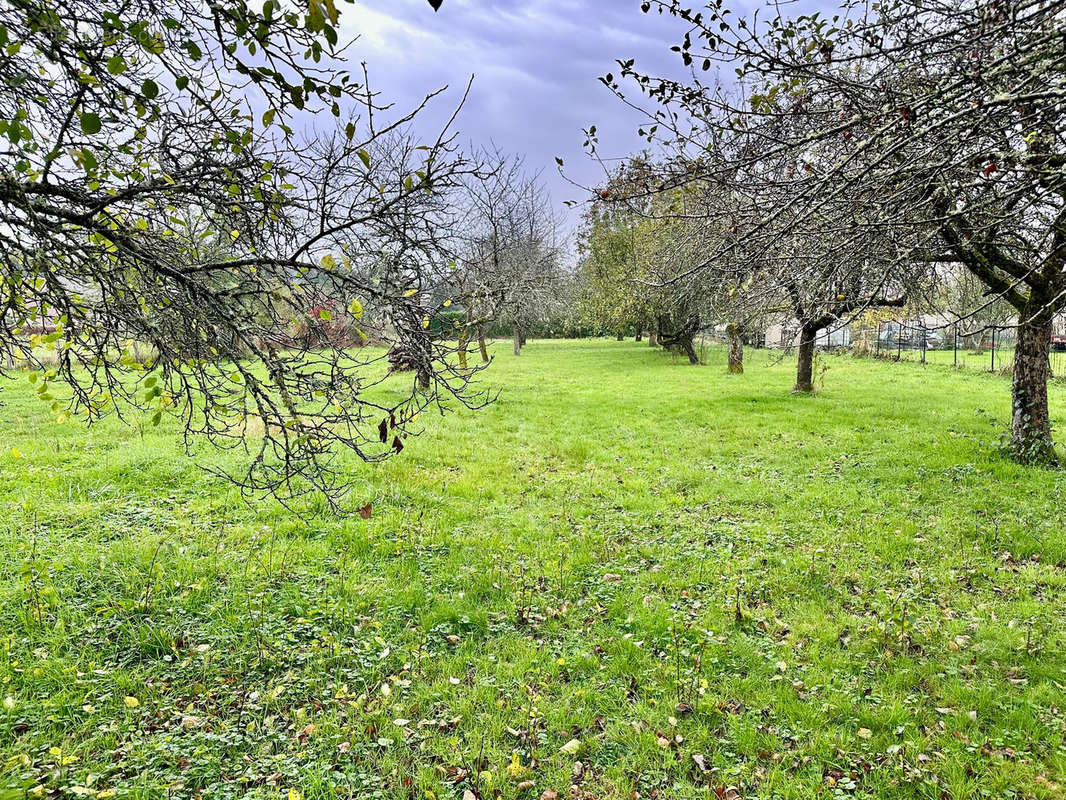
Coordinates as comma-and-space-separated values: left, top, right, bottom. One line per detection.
763, 320, 850, 349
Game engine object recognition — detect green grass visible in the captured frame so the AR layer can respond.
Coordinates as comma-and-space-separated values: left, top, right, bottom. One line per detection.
1, 339, 1065, 800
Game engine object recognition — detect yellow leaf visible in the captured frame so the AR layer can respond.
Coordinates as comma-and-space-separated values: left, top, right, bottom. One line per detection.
123, 696, 139, 708
288, 790, 302, 800
97, 791, 116, 799
10, 447, 22, 459
404, 288, 417, 297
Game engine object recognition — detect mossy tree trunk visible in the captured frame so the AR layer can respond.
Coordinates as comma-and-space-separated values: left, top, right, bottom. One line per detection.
727, 323, 744, 374
1010, 298, 1055, 462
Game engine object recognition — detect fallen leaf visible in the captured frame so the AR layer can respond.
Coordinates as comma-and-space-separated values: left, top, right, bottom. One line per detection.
559, 738, 582, 756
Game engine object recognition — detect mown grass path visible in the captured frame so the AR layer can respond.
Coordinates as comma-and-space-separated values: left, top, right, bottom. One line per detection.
1, 340, 1064, 799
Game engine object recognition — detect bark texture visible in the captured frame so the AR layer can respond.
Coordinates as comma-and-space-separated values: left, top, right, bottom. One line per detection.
1011, 307, 1055, 462
727, 323, 744, 374
794, 327, 817, 392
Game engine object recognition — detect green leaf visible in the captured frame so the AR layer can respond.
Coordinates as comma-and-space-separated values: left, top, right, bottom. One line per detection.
357, 149, 370, 169
106, 56, 126, 75
141, 79, 159, 99
79, 113, 101, 135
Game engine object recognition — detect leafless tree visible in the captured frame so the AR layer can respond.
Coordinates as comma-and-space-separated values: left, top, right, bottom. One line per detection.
451, 149, 565, 359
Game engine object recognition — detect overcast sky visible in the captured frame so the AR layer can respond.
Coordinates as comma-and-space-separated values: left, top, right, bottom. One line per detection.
340, 0, 719, 228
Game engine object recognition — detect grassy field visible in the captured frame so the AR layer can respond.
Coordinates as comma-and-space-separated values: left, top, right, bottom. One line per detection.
1, 340, 1065, 800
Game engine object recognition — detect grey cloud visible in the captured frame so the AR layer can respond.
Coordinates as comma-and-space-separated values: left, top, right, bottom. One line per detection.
338, 1, 760, 223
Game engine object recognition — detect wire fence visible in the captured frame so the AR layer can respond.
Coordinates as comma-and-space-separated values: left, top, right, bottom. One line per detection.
854, 321, 1066, 380
696, 323, 1066, 381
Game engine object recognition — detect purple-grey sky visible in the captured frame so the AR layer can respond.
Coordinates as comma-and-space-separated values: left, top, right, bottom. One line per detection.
341, 0, 718, 227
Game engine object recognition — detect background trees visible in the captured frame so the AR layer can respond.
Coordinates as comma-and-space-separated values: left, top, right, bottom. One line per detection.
601, 0, 1066, 460
451, 150, 565, 359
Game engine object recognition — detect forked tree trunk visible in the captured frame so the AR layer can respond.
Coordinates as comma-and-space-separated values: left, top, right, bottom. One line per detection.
1011, 309, 1055, 462
513, 327, 521, 356
680, 335, 699, 365
794, 326, 817, 392
726, 323, 744, 374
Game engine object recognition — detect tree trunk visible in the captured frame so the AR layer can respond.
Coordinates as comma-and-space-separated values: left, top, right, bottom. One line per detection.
1010, 311, 1055, 462
727, 323, 744, 374
680, 335, 699, 365
648, 330, 658, 347
458, 309, 472, 370
616, 332, 624, 341
794, 326, 817, 392
635, 331, 643, 342
513, 327, 521, 356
